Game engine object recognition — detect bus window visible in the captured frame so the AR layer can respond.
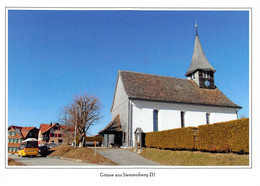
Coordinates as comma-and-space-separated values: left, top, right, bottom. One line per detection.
19, 143, 25, 150
26, 141, 38, 148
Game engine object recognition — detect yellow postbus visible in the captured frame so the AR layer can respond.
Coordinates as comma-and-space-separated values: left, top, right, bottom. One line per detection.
18, 138, 38, 157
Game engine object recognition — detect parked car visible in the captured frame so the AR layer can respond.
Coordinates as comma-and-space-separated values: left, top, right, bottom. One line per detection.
48, 142, 58, 148
38, 145, 50, 157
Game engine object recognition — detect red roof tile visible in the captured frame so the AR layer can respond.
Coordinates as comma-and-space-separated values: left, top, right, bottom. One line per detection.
8, 125, 37, 138
39, 123, 74, 134
21, 127, 36, 138
61, 125, 75, 131
8, 126, 23, 138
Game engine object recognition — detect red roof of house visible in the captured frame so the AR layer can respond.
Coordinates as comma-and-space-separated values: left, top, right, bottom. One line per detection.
39, 124, 51, 134
21, 127, 36, 138
61, 125, 75, 131
8, 125, 37, 138
39, 123, 74, 134
8, 126, 23, 137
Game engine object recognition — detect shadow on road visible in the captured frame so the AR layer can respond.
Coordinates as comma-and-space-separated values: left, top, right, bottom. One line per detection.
39, 150, 55, 157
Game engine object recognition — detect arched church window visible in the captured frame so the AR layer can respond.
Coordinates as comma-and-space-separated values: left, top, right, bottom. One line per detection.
153, 109, 158, 132
181, 111, 185, 128
206, 113, 210, 124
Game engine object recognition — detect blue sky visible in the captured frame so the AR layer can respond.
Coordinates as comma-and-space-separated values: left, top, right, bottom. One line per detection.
8, 10, 249, 136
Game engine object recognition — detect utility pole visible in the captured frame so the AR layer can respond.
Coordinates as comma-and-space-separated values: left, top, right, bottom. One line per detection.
73, 107, 78, 147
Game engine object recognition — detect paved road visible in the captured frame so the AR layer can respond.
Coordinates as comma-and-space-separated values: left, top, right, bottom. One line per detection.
9, 149, 160, 166
96, 148, 160, 166
8, 154, 99, 166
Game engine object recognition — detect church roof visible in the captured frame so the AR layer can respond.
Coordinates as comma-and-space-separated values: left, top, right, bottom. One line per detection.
99, 115, 122, 134
185, 25, 216, 76
119, 70, 241, 108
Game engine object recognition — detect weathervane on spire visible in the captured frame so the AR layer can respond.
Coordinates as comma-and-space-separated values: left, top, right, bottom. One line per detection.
195, 21, 198, 36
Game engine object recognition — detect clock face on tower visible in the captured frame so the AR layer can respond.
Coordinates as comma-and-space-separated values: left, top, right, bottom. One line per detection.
204, 80, 210, 87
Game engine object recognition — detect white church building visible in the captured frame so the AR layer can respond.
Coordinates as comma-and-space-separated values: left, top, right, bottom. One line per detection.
99, 25, 242, 147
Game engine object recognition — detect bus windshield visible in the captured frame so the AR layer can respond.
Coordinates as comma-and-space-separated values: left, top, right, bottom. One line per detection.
26, 141, 38, 148
19, 142, 26, 150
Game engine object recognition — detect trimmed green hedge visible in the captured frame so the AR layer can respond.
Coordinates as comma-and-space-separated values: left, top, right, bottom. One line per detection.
197, 118, 249, 153
85, 136, 103, 144
145, 127, 198, 150
144, 118, 249, 154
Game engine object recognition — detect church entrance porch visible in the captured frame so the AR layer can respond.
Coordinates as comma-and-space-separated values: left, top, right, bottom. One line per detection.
103, 132, 122, 148
98, 114, 123, 148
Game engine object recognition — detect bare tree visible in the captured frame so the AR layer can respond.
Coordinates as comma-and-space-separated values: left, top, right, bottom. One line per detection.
60, 93, 101, 147
59, 108, 74, 145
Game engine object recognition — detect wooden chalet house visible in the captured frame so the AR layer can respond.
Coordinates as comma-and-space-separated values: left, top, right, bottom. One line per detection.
8, 126, 38, 153
38, 122, 74, 146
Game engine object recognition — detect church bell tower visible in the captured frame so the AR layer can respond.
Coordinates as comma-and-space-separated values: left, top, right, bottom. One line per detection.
185, 23, 216, 89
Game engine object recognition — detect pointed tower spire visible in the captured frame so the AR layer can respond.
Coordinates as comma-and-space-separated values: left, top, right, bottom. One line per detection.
185, 24, 216, 89
185, 24, 216, 77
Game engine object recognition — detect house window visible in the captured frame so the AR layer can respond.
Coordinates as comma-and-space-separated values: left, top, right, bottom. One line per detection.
153, 109, 158, 132
9, 131, 16, 136
181, 111, 185, 128
54, 126, 60, 131
58, 134, 62, 137
206, 113, 210, 124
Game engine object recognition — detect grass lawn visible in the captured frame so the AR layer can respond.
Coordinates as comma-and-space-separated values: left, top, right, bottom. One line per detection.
49, 145, 117, 165
8, 158, 24, 166
139, 148, 249, 166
